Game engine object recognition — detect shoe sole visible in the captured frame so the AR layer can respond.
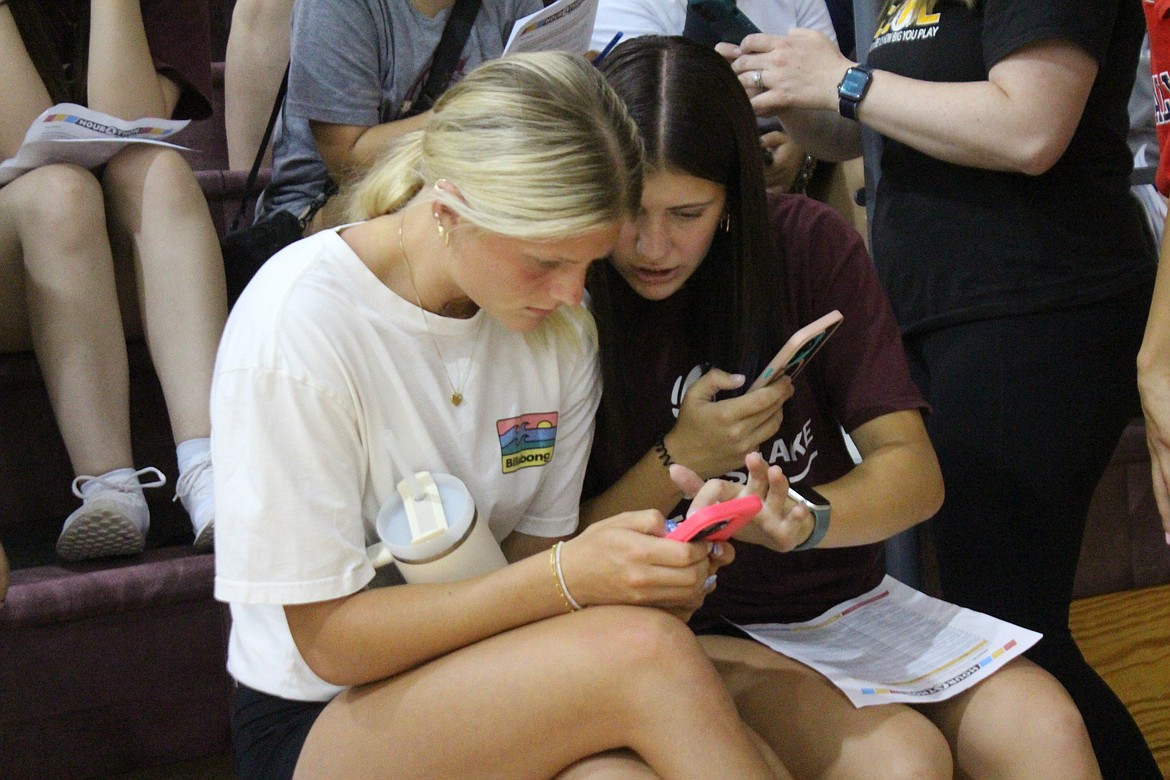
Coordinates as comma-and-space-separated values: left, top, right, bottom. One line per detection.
193, 521, 215, 553
57, 506, 146, 562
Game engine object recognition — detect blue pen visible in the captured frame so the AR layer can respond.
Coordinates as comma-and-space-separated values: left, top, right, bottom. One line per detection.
592, 32, 623, 66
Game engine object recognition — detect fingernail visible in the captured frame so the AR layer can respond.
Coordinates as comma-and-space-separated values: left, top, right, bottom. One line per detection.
1165, 531, 1170, 546
709, 542, 723, 557
730, 374, 745, 385
704, 574, 718, 589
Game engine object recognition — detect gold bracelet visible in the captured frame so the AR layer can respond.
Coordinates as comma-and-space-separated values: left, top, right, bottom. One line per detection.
555, 541, 583, 610
549, 544, 576, 613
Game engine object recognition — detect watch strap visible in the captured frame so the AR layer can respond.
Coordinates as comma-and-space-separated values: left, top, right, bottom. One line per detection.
839, 94, 861, 121
791, 504, 830, 551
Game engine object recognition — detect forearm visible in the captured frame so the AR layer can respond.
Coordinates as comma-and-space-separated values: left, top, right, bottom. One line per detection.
313, 112, 433, 183
287, 550, 569, 686
844, 39, 1093, 174
847, 72, 1076, 174
580, 449, 682, 528
0, 7, 52, 156
1138, 219, 1170, 387
87, 0, 176, 118
735, 33, 1092, 175
352, 114, 432, 166
772, 107, 862, 162
582, 377, 790, 528
814, 412, 943, 547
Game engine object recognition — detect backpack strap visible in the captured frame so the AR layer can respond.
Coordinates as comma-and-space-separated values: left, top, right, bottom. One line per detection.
398, 0, 483, 118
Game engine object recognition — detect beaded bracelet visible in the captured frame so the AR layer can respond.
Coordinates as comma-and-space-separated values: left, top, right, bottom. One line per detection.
792, 155, 818, 195
549, 542, 582, 612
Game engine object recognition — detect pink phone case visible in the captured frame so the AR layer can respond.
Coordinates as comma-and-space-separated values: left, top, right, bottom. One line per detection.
666, 495, 763, 542
748, 310, 844, 391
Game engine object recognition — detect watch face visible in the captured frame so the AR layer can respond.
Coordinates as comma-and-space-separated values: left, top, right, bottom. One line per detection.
839, 68, 870, 100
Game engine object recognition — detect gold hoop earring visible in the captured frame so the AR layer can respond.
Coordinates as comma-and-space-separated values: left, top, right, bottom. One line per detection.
434, 213, 450, 247
720, 213, 731, 233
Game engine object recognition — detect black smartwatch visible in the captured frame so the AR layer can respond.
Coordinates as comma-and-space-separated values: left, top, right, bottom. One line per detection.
788, 485, 831, 551
837, 65, 873, 121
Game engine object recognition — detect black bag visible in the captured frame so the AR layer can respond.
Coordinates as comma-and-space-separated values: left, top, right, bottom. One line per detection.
220, 64, 297, 307
221, 208, 302, 306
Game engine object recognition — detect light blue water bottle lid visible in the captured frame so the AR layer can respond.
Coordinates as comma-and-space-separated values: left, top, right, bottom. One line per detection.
376, 473, 477, 564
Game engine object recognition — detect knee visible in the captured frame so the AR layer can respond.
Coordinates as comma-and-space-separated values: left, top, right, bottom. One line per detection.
17, 164, 105, 236
103, 146, 202, 213
583, 607, 721, 691
1013, 689, 1095, 764
847, 724, 952, 780
876, 743, 952, 780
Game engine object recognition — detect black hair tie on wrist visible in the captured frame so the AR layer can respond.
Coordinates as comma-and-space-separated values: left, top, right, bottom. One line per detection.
653, 434, 675, 468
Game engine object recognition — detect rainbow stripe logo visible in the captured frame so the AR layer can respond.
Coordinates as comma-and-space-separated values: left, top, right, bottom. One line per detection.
497, 412, 558, 473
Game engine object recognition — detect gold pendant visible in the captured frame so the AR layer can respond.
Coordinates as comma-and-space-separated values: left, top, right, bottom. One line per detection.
451, 392, 463, 406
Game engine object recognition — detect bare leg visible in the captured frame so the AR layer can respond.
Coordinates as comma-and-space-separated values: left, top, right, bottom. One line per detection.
700, 634, 954, 780
555, 727, 786, 780
102, 145, 227, 445
224, 0, 295, 170
0, 163, 133, 476
295, 607, 787, 780
916, 656, 1100, 780
556, 750, 661, 780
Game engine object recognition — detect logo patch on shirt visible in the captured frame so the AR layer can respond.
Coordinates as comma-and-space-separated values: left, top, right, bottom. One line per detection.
498, 412, 558, 473
1154, 71, 1170, 127
872, 0, 941, 50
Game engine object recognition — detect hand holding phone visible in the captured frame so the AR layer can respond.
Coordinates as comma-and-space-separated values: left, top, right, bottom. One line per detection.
665, 495, 762, 542
683, 0, 761, 47
748, 310, 843, 391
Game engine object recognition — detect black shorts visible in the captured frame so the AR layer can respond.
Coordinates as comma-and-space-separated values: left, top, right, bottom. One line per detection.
232, 682, 328, 780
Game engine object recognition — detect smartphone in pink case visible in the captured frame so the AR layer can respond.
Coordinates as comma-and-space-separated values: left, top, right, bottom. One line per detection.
748, 310, 843, 391
665, 495, 763, 542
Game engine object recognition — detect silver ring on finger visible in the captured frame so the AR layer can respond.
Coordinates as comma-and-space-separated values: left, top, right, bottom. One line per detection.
753, 69, 764, 91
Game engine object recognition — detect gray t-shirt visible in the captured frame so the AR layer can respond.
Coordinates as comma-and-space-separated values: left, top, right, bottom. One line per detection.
257, 0, 541, 221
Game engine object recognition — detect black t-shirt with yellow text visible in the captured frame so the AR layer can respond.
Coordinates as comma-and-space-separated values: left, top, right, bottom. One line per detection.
866, 0, 1154, 335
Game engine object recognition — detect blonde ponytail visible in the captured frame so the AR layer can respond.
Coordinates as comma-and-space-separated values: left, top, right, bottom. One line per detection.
334, 51, 643, 240
340, 131, 426, 223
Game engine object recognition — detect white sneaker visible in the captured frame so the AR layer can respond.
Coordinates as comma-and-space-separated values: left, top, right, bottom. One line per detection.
56, 467, 166, 562
175, 452, 214, 552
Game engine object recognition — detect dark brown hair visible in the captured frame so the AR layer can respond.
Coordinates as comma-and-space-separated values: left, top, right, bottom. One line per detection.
590, 36, 783, 435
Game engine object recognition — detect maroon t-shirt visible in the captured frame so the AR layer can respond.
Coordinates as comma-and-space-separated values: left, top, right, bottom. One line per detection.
587, 193, 927, 627
39, 0, 212, 120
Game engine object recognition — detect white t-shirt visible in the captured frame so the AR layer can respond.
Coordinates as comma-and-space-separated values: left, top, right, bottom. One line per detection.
590, 0, 837, 52
212, 227, 601, 701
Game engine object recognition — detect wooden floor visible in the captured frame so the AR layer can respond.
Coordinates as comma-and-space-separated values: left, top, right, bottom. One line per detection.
1070, 583, 1170, 778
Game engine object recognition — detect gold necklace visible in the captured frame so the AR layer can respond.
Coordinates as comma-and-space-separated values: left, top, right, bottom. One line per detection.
398, 214, 483, 406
